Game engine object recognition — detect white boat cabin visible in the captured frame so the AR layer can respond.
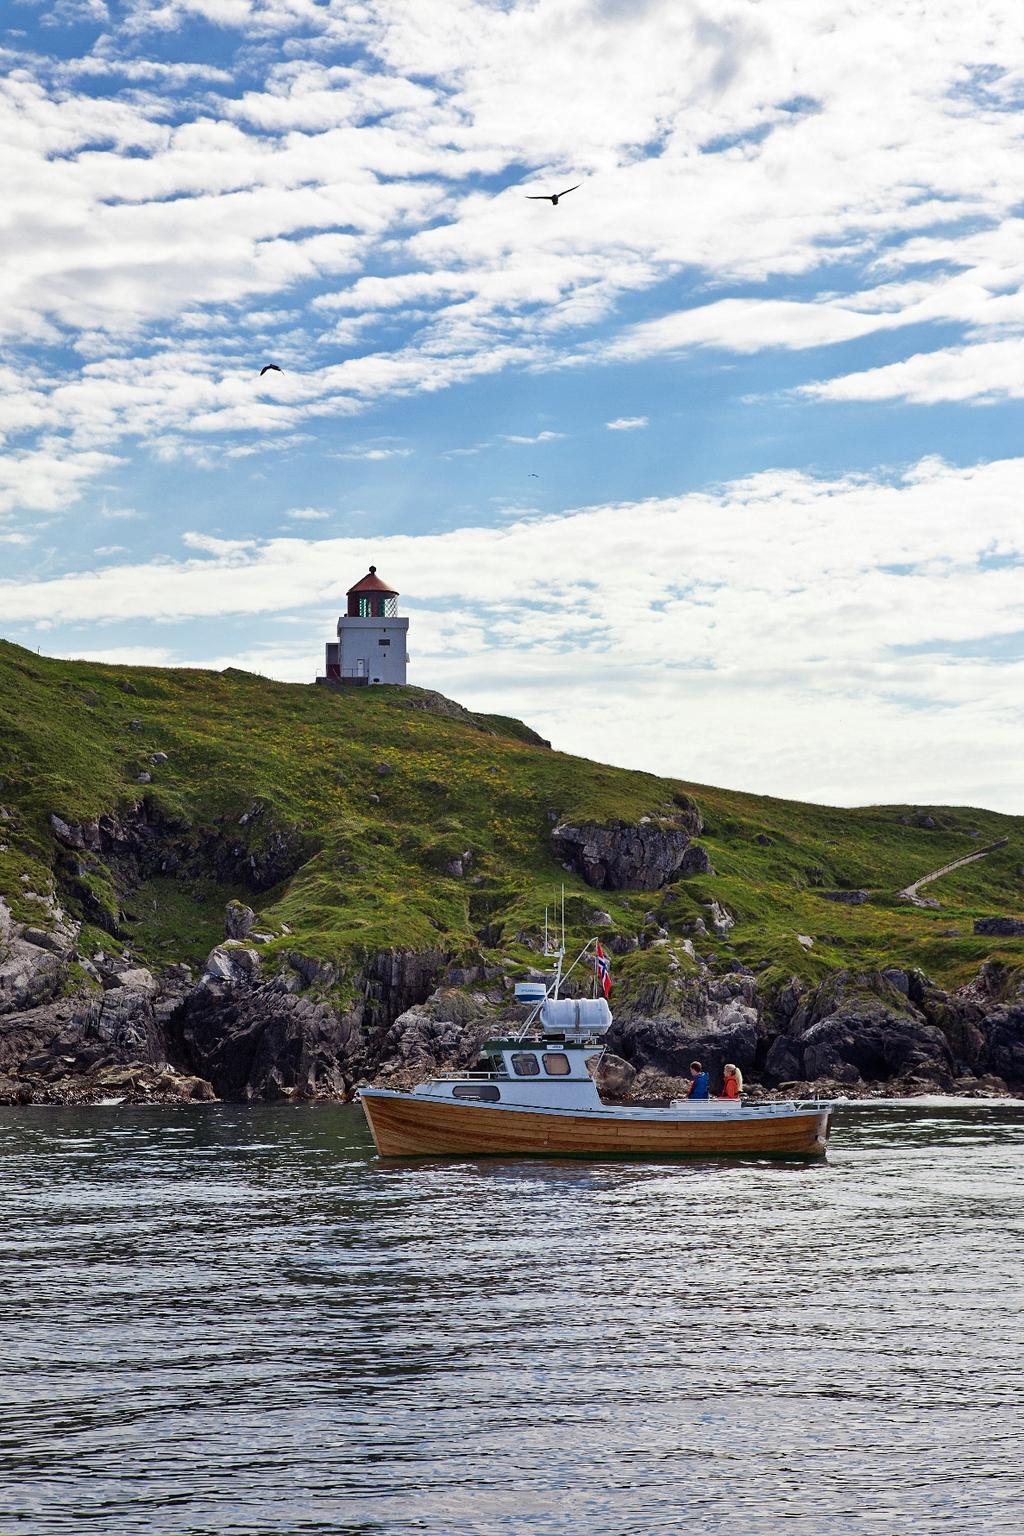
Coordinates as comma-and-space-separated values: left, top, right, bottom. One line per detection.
414, 1038, 606, 1110
413, 990, 612, 1110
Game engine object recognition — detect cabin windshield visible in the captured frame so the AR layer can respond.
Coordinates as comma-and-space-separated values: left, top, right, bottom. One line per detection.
543, 1052, 571, 1076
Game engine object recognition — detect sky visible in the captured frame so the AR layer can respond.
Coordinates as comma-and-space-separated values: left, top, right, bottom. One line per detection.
1, 0, 1023, 812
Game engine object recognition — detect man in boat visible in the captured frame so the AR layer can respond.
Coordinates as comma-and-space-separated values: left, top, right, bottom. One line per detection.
687, 1061, 710, 1099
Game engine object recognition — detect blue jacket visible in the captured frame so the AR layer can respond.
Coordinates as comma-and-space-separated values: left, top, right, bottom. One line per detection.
688, 1072, 710, 1099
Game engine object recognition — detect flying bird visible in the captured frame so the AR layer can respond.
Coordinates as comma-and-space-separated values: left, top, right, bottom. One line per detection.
526, 183, 580, 206
259, 364, 283, 377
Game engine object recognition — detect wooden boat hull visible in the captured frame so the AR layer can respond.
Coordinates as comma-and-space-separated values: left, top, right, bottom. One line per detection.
359, 1091, 831, 1159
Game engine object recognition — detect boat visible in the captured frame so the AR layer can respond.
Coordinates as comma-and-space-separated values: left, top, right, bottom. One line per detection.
359, 939, 832, 1160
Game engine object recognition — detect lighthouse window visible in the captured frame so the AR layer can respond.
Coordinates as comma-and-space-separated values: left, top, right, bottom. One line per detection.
378, 638, 390, 647
543, 1052, 571, 1076
452, 1083, 501, 1101
358, 596, 371, 617
511, 1052, 541, 1076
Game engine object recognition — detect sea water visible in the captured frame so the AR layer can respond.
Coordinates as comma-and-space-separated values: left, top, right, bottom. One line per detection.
0, 1101, 1021, 1535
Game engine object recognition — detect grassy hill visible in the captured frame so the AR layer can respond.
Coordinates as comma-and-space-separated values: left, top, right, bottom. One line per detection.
1, 638, 1022, 1002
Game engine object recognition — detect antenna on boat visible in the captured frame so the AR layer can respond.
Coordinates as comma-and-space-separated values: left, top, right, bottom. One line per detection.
561, 883, 565, 953
544, 905, 549, 956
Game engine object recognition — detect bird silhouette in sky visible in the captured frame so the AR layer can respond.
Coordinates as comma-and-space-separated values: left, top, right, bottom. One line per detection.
259, 364, 283, 377
526, 183, 580, 206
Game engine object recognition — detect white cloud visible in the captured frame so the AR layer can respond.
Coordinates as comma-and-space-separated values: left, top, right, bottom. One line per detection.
16, 454, 1024, 810
68, 644, 176, 665
500, 431, 563, 445
4, 0, 1024, 515
802, 338, 1024, 405
180, 531, 256, 555
0, 447, 122, 516
285, 506, 330, 520
606, 416, 648, 431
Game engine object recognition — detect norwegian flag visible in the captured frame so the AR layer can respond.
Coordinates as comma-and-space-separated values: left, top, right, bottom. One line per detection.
595, 941, 612, 998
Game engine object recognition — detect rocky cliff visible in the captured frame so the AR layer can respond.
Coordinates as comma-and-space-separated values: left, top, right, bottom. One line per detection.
2, 887, 1022, 1105
1, 639, 1023, 1105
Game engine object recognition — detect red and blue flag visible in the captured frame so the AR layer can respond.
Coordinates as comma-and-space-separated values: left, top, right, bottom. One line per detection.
595, 941, 612, 998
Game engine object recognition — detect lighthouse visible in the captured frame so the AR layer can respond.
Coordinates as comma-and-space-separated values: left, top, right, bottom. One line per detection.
322, 566, 409, 686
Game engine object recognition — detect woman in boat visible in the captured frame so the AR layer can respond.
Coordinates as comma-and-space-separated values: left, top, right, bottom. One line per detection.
719, 1063, 743, 1100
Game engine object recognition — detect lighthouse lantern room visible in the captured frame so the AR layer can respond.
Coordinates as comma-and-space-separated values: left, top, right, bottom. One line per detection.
322, 566, 409, 686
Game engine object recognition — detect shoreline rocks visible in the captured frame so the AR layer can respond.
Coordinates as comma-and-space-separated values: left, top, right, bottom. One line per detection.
2, 884, 1023, 1103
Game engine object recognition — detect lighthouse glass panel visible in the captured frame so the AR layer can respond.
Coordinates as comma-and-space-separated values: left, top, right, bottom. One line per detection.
358, 596, 371, 617
383, 595, 398, 617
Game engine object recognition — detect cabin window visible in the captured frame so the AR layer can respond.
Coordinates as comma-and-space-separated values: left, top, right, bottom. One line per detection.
452, 1083, 500, 1101
511, 1052, 541, 1076
543, 1053, 571, 1076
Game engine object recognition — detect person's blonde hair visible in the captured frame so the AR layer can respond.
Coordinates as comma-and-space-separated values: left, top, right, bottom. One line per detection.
724, 1063, 743, 1092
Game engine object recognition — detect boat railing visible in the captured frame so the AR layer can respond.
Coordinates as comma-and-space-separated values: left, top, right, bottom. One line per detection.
434, 1070, 508, 1082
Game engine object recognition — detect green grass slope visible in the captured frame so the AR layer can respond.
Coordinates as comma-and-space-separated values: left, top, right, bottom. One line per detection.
1, 638, 1022, 994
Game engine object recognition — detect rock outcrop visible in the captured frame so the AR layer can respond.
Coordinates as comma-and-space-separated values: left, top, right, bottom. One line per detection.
678, 844, 715, 877
0, 896, 72, 1016
552, 803, 702, 891
974, 917, 1024, 937
0, 962, 215, 1105
2, 880, 1023, 1103
225, 901, 256, 940
48, 800, 315, 935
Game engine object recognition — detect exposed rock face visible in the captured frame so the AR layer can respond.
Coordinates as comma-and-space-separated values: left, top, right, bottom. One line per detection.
974, 917, 1024, 937
595, 1053, 637, 1099
602, 965, 1024, 1098
678, 844, 715, 877
822, 890, 870, 905
174, 982, 363, 1102
609, 973, 764, 1088
983, 1004, 1024, 1083
115, 967, 158, 995
705, 901, 735, 938
0, 936, 66, 1016
203, 945, 261, 984
48, 800, 315, 935
552, 804, 702, 891
3, 864, 1024, 1103
225, 902, 256, 940
373, 988, 496, 1087
764, 1035, 802, 1083
775, 974, 956, 1086
0, 963, 213, 1105
172, 946, 450, 1101
0, 898, 71, 1016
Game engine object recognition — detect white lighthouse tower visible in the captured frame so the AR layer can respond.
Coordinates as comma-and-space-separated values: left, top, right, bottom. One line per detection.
322, 565, 408, 686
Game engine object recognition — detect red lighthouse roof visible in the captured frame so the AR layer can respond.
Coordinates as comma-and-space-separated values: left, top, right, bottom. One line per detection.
346, 564, 397, 596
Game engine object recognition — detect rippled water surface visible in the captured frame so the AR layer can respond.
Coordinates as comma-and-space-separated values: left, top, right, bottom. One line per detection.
1, 1102, 1022, 1534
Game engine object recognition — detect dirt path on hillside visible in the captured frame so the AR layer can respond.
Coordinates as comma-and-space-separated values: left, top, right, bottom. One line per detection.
897, 837, 1010, 908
